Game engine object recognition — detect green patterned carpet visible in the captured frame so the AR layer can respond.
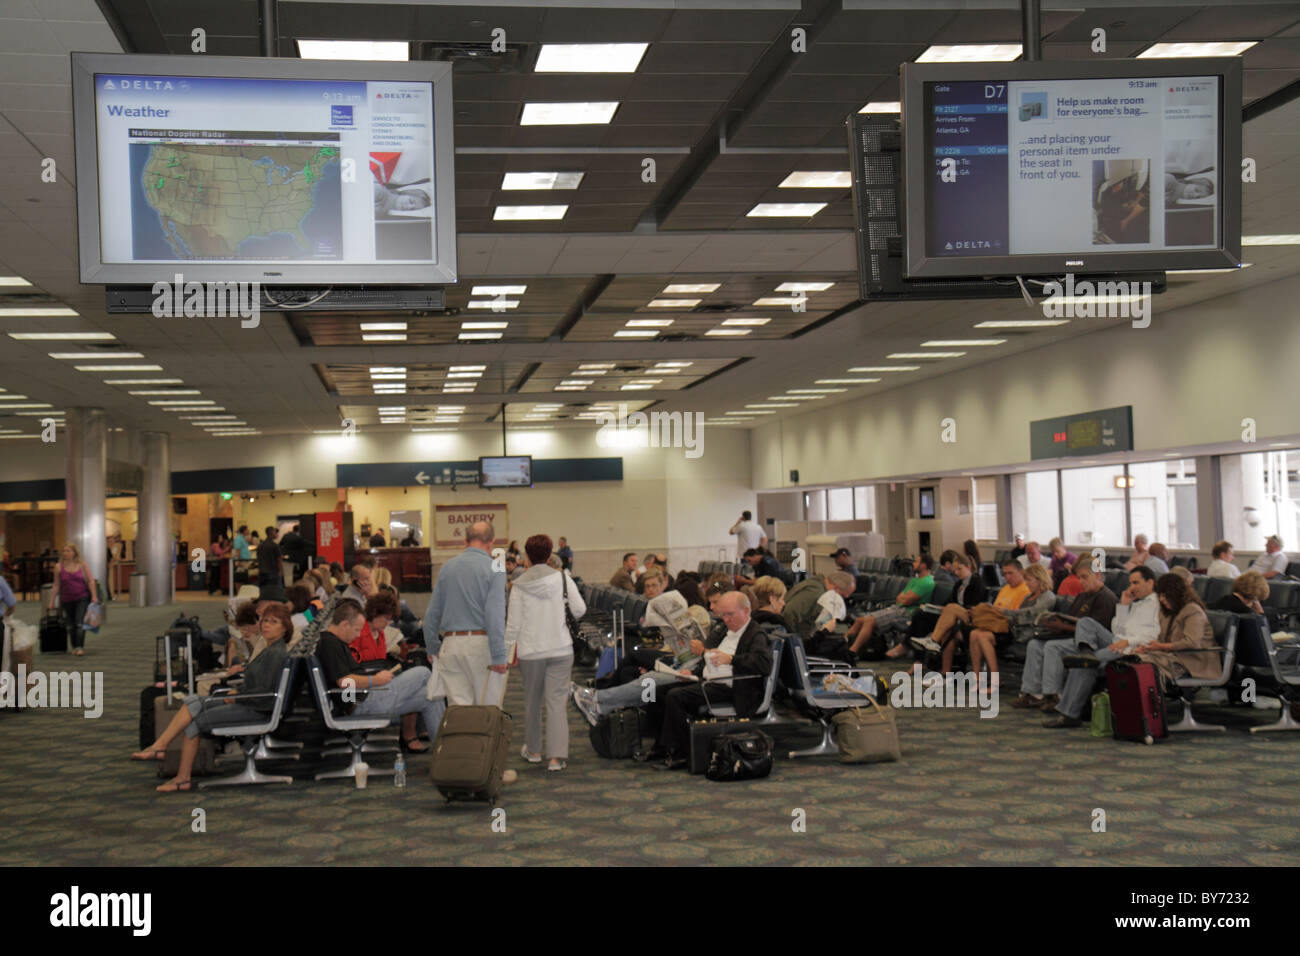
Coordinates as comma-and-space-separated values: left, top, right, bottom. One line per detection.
2, 599, 1297, 867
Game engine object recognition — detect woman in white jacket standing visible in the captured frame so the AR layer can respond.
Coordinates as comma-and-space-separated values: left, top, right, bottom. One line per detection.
507, 534, 586, 771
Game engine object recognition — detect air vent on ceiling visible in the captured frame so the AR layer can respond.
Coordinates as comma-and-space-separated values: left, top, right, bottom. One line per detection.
657, 333, 699, 342
690, 303, 740, 314
424, 42, 526, 72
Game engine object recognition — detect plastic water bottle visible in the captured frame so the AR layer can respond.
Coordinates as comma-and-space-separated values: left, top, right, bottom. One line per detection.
393, 753, 406, 789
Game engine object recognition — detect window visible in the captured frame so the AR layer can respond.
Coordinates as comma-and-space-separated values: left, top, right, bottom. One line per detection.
827, 488, 854, 521
1061, 464, 1127, 548
973, 476, 999, 541
1014, 470, 1060, 546
852, 485, 877, 524
1220, 451, 1299, 553
1123, 459, 1199, 550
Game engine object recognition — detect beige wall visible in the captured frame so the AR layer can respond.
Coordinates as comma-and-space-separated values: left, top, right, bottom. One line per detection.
751, 274, 1300, 489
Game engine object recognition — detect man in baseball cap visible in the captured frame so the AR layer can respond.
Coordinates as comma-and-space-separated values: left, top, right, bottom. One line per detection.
830, 548, 855, 572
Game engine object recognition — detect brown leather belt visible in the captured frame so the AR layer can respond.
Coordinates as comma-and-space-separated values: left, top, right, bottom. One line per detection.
441, 630, 486, 637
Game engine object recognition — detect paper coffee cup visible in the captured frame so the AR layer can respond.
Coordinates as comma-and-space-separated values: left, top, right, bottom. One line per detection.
355, 761, 369, 789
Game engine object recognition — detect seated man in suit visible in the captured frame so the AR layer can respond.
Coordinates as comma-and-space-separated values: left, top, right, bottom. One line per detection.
643, 591, 773, 770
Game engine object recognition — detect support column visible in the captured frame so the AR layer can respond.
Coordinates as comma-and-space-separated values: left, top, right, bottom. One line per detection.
65, 408, 107, 592
140, 431, 172, 606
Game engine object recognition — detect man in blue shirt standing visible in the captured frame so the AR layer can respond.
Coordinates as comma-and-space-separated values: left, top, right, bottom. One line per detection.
232, 525, 251, 560
0, 575, 16, 618
556, 536, 574, 572
423, 520, 507, 705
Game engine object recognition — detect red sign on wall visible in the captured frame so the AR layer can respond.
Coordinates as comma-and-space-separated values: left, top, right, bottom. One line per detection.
316, 511, 345, 565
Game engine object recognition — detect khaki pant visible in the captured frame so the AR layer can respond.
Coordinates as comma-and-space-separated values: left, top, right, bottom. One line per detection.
438, 634, 493, 705
931, 603, 971, 643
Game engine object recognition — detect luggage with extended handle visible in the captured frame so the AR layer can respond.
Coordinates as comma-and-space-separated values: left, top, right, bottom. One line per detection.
39, 611, 67, 653
430, 671, 512, 805
144, 627, 215, 776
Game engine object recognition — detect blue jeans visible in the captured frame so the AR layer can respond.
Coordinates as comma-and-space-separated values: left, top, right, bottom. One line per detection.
1057, 648, 1124, 719
597, 671, 682, 710
352, 666, 445, 739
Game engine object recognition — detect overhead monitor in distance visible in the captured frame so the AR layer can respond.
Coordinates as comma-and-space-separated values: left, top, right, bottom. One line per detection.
71, 53, 456, 285
901, 57, 1241, 279
479, 456, 533, 489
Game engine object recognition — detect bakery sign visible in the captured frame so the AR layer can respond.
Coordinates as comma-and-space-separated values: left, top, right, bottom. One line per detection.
433, 503, 508, 549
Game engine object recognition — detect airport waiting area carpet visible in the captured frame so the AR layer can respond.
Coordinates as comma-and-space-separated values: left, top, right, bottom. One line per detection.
2, 600, 1298, 867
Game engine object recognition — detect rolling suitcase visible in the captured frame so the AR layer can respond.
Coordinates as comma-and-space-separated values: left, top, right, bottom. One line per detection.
430, 674, 512, 805
589, 708, 641, 758
149, 628, 215, 776
39, 612, 67, 653
1105, 658, 1168, 744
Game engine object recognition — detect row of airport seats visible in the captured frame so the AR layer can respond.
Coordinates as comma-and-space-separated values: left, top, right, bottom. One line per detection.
855, 556, 894, 574
697, 559, 751, 578
576, 580, 648, 630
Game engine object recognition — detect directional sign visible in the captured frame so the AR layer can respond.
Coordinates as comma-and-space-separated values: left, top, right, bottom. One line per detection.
415, 471, 430, 485
336, 458, 623, 487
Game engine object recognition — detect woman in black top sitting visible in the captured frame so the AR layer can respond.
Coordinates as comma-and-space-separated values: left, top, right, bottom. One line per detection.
747, 575, 787, 627
1211, 570, 1268, 616
132, 604, 293, 793
916, 555, 987, 669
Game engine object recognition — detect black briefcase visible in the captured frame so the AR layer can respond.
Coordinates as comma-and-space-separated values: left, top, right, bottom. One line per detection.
706, 731, 774, 782
688, 718, 752, 775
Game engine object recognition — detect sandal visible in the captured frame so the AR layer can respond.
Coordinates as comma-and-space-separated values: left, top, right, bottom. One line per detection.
156, 779, 194, 793
129, 750, 167, 762
547, 759, 567, 772
399, 736, 430, 754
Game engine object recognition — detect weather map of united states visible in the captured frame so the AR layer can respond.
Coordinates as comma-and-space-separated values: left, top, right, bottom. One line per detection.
139, 144, 340, 258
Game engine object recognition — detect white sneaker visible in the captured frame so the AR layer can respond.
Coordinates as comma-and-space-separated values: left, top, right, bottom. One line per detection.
520, 744, 542, 763
915, 637, 941, 654
570, 685, 600, 727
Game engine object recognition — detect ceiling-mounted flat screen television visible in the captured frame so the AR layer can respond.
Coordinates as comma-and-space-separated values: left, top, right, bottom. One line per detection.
479, 456, 533, 489
901, 57, 1241, 279
72, 53, 456, 285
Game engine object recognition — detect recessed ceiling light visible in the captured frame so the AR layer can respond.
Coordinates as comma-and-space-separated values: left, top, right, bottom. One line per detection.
746, 403, 798, 409
922, 339, 1006, 347
629, 379, 662, 385
446, 372, 483, 379
470, 288, 527, 301
746, 202, 826, 218
129, 389, 201, 396
775, 282, 834, 293
778, 171, 851, 189
461, 322, 508, 330
149, 399, 215, 406
614, 330, 658, 338
169, 406, 224, 412
520, 102, 618, 126
620, 384, 654, 390
493, 205, 568, 220
104, 378, 182, 385
362, 334, 406, 342
721, 318, 770, 326
647, 298, 700, 308
370, 373, 406, 380
1242, 235, 1300, 245
815, 378, 879, 384
560, 379, 594, 386
501, 171, 583, 192
555, 385, 588, 391
0, 395, 29, 400
74, 364, 163, 372
0, 276, 31, 287
973, 320, 1069, 328
887, 352, 965, 359
535, 43, 648, 73
297, 39, 409, 60
191, 416, 238, 422
859, 101, 901, 113
663, 284, 719, 294
177, 411, 228, 417
49, 352, 144, 360
626, 318, 673, 328
752, 297, 803, 306
578, 363, 615, 370
0, 403, 49, 409
849, 366, 920, 372
0, 307, 78, 317
0, 435, 39, 439
359, 322, 407, 332
917, 43, 1022, 62
790, 388, 845, 394
9, 331, 109, 340
655, 361, 692, 368
369, 366, 406, 374
705, 328, 751, 336
1138, 41, 1256, 58
770, 395, 819, 401
467, 299, 520, 309
459, 332, 503, 340
450, 365, 487, 372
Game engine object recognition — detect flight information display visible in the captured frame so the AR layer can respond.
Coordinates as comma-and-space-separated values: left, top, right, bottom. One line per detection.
923, 75, 1222, 260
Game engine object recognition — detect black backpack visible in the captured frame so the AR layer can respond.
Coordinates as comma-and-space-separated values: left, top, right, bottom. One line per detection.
706, 730, 773, 781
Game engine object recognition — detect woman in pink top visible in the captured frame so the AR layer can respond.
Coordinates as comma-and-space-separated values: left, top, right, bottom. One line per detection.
51, 543, 99, 656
